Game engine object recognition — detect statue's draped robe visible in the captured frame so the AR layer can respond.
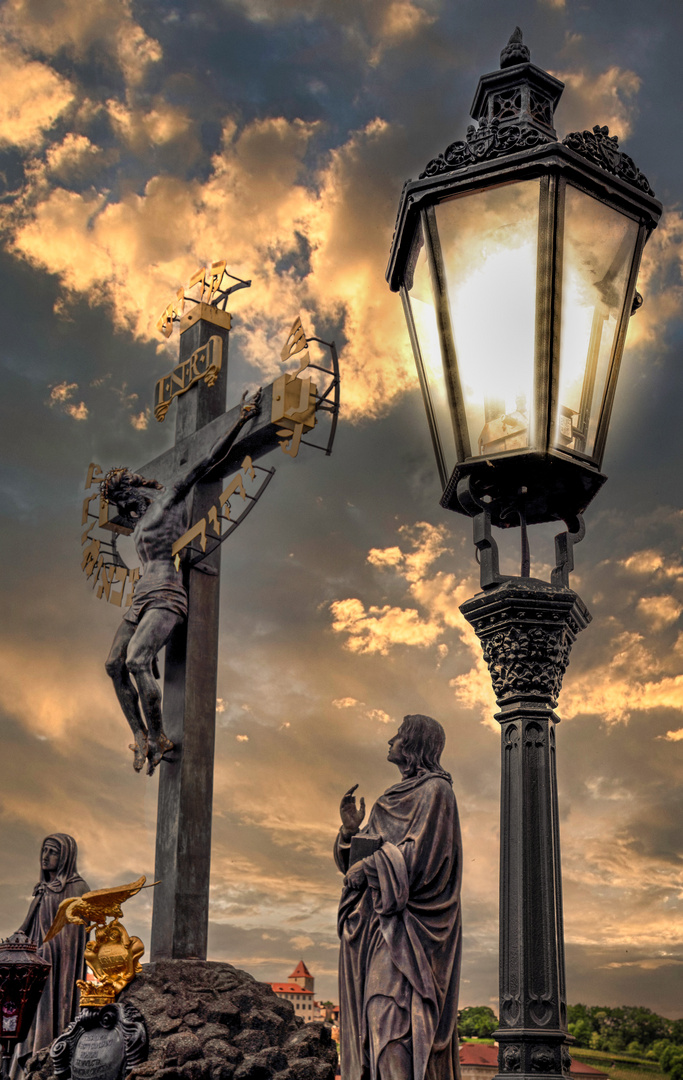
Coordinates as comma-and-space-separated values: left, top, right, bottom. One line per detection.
11, 834, 89, 1074
335, 771, 462, 1080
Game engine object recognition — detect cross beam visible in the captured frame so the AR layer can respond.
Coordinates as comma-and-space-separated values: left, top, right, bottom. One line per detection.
137, 381, 281, 491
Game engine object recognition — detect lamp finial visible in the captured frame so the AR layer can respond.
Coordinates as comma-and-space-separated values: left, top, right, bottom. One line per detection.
500, 27, 530, 67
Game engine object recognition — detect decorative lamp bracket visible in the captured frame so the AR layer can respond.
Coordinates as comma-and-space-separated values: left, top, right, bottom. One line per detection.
458, 478, 587, 590
457, 478, 509, 590
551, 515, 585, 588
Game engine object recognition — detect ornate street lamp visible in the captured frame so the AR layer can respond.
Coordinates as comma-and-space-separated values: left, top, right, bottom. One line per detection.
387, 28, 661, 1080
0, 932, 51, 1080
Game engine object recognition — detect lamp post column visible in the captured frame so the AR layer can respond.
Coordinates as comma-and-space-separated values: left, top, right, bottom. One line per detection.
460, 578, 590, 1080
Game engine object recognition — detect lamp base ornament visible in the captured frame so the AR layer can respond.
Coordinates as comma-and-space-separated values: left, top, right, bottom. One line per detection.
461, 577, 590, 1078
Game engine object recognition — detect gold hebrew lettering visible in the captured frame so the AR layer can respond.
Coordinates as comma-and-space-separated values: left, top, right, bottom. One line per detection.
293, 352, 310, 378
278, 422, 303, 458
285, 375, 313, 423
125, 568, 140, 607
208, 506, 221, 537
188, 266, 206, 299
98, 495, 109, 529
97, 564, 116, 601
218, 473, 247, 520
272, 372, 316, 429
85, 463, 103, 489
171, 518, 208, 562
206, 260, 227, 303
81, 492, 100, 525
90, 554, 105, 588
81, 538, 101, 575
109, 567, 128, 608
81, 518, 98, 545
281, 315, 309, 368
156, 301, 176, 339
242, 455, 256, 480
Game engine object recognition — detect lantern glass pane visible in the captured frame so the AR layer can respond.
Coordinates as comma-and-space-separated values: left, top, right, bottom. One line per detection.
406, 221, 458, 477
554, 185, 638, 458
436, 180, 540, 458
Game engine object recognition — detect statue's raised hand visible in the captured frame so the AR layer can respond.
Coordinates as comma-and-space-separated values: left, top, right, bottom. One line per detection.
340, 784, 365, 841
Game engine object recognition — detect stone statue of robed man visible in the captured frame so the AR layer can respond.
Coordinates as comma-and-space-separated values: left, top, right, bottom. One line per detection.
335, 713, 463, 1080
103, 391, 260, 776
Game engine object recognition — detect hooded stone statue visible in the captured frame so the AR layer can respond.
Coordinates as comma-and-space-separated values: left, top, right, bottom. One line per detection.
335, 715, 462, 1080
11, 834, 90, 1075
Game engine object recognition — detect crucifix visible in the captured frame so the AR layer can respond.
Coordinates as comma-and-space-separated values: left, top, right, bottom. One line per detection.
82, 266, 339, 962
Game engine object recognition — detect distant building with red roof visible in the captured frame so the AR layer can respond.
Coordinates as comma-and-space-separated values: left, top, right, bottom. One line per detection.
288, 960, 314, 993
268, 961, 316, 1022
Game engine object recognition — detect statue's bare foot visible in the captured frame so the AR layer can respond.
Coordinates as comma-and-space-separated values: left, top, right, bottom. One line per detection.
146, 733, 174, 776
129, 735, 148, 773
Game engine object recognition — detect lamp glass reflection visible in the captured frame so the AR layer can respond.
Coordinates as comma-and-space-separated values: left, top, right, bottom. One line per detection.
406, 219, 458, 477
436, 180, 540, 459
554, 185, 638, 458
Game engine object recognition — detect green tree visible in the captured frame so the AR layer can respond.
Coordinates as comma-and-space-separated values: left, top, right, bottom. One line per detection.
661, 1046, 683, 1073
564, 1004, 682, 1059
458, 1007, 498, 1039
568, 1020, 593, 1048
568, 1005, 591, 1026
670, 1060, 683, 1080
653, 1040, 672, 1060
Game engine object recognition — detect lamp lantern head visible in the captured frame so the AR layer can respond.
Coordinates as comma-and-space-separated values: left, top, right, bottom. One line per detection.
387, 29, 661, 528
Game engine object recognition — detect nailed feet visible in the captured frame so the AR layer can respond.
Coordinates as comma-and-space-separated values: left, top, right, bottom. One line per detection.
129, 735, 149, 773
146, 732, 174, 776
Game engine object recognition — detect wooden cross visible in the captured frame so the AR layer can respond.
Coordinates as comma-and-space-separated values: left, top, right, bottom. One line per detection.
121, 301, 335, 961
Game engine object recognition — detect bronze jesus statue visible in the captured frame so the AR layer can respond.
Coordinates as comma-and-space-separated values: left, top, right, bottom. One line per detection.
335, 713, 463, 1080
103, 391, 260, 776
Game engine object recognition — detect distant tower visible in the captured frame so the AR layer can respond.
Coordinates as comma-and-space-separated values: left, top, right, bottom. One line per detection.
289, 959, 314, 994
269, 960, 317, 1022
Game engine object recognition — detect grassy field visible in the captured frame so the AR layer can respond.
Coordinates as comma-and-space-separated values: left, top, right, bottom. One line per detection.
570, 1048, 666, 1080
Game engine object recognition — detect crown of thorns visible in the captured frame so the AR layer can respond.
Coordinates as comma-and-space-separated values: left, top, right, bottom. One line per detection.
100, 467, 129, 501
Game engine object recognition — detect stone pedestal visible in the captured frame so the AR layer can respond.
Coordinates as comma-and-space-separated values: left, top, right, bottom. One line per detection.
460, 578, 590, 1080
25, 962, 337, 1080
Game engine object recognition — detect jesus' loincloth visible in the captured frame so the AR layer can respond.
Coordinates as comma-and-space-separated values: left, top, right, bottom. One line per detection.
124, 579, 188, 625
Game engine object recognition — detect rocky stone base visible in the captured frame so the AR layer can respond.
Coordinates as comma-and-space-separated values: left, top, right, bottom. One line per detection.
26, 960, 338, 1080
